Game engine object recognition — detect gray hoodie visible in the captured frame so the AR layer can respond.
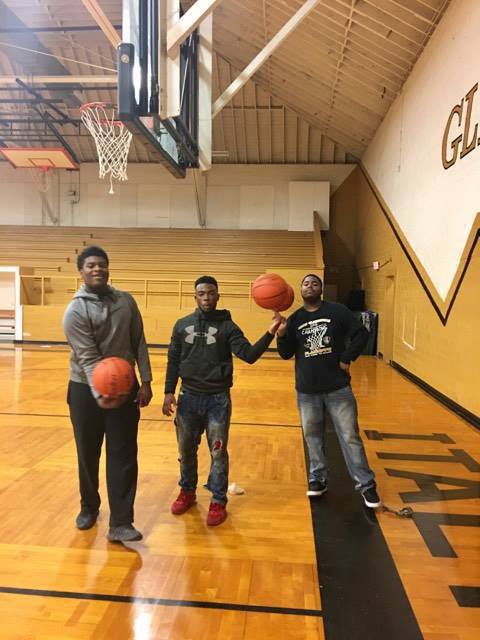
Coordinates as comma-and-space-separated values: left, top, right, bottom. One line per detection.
63, 285, 152, 398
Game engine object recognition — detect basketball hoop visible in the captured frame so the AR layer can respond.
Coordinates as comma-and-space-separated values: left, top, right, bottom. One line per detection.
30, 165, 53, 193
0, 147, 76, 226
80, 102, 133, 195
27, 164, 58, 224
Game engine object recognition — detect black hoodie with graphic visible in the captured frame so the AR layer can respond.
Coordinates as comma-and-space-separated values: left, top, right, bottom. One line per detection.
164, 308, 274, 395
277, 301, 368, 394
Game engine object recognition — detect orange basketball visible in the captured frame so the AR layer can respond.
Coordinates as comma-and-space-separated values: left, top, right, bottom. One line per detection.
252, 273, 288, 310
276, 285, 295, 311
92, 357, 134, 397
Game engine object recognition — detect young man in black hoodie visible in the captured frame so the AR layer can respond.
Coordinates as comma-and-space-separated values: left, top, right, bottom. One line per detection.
276, 274, 381, 508
162, 276, 281, 526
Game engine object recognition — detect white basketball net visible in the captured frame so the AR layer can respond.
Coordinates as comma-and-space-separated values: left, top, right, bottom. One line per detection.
30, 166, 52, 193
28, 167, 58, 224
80, 102, 133, 194
307, 323, 328, 351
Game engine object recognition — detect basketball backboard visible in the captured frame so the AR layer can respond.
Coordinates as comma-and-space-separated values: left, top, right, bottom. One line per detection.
0, 146, 78, 170
118, 0, 202, 178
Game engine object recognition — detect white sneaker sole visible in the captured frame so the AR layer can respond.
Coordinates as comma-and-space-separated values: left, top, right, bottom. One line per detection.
306, 487, 328, 497
362, 497, 382, 508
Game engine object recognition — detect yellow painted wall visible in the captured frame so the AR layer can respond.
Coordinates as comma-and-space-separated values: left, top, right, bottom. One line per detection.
325, 167, 479, 416
22, 304, 288, 346
322, 170, 360, 303
21, 259, 321, 345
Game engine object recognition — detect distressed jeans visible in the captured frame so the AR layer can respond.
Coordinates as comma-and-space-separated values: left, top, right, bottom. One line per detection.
297, 385, 376, 490
175, 389, 232, 505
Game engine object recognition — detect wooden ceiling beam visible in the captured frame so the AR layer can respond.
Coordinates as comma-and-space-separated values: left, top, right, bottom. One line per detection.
216, 16, 405, 90
267, 0, 419, 59
213, 0, 322, 118
79, 0, 120, 49
326, 0, 356, 132
167, 0, 225, 53
311, 0, 426, 43
214, 33, 393, 118
216, 52, 388, 135
369, 0, 435, 26
355, 0, 430, 35
249, 65, 377, 141
0, 75, 117, 84
253, 1, 415, 68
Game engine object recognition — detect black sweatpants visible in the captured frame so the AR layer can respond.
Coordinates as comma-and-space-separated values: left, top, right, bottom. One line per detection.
67, 380, 140, 527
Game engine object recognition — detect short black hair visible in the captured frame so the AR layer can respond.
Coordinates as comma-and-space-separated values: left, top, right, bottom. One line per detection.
302, 273, 323, 287
77, 246, 109, 271
195, 275, 218, 290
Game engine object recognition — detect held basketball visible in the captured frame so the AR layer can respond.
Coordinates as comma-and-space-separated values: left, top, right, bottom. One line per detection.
252, 273, 288, 311
92, 357, 134, 397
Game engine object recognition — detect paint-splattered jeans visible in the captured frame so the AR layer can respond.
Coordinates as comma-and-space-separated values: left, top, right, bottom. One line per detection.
297, 385, 376, 490
175, 389, 232, 505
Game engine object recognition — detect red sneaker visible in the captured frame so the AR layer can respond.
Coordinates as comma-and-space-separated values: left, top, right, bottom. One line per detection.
171, 490, 197, 515
207, 502, 227, 526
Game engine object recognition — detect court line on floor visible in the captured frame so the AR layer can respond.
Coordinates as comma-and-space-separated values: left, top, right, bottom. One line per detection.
0, 586, 322, 617
449, 585, 480, 608
306, 421, 424, 640
0, 411, 300, 428
4, 343, 281, 353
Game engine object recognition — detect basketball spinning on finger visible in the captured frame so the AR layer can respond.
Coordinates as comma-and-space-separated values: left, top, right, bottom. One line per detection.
252, 273, 294, 311
92, 357, 134, 397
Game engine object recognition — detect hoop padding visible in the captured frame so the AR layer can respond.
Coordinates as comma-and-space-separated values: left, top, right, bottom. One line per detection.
80, 102, 133, 194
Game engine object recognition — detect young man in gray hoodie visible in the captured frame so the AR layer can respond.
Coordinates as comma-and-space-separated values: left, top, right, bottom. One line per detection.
162, 275, 281, 526
63, 246, 152, 542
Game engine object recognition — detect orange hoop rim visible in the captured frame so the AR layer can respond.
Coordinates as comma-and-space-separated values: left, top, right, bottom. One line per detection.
80, 101, 125, 127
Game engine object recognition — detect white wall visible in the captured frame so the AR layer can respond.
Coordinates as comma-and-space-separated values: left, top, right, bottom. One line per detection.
362, 0, 480, 302
288, 181, 330, 231
0, 272, 15, 309
0, 162, 354, 230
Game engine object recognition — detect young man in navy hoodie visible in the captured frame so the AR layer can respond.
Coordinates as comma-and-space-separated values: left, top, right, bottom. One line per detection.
276, 274, 381, 508
162, 276, 281, 526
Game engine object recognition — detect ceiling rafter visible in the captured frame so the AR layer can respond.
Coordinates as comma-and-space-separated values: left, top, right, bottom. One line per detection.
0, 0, 451, 164
326, 0, 357, 130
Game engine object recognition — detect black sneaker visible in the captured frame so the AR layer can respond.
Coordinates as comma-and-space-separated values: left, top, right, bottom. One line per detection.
75, 510, 99, 530
107, 525, 143, 543
307, 480, 328, 497
361, 486, 382, 508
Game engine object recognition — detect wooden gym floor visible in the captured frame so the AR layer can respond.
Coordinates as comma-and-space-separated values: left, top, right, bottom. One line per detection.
0, 344, 478, 639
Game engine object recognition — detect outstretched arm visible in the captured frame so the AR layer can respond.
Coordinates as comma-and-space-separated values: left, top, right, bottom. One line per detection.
229, 315, 281, 364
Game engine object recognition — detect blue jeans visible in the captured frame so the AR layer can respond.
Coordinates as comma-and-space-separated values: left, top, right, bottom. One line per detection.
175, 389, 232, 505
297, 386, 376, 490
